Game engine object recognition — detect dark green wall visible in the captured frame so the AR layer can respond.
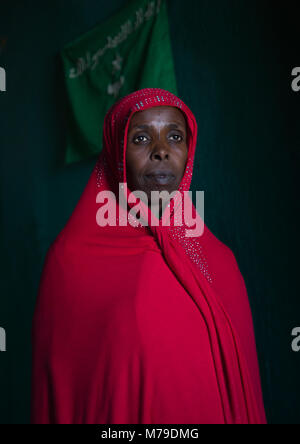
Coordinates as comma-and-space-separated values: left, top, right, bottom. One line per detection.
0, 0, 299, 424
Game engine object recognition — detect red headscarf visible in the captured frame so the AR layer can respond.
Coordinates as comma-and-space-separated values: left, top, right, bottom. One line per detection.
31, 88, 267, 424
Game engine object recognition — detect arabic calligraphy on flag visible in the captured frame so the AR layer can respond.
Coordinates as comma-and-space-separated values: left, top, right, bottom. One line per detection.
61, 0, 177, 164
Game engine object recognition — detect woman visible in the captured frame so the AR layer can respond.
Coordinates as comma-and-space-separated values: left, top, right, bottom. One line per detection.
31, 88, 267, 424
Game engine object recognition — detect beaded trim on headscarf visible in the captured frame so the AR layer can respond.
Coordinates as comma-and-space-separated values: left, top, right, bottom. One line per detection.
168, 226, 213, 284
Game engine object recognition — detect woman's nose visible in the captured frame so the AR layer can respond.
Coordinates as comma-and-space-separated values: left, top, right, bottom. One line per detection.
151, 142, 169, 161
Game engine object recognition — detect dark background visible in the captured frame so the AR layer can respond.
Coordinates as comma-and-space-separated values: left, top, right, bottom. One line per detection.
0, 0, 299, 424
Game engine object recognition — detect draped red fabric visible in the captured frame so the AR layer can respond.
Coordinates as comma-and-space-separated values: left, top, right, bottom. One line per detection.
31, 88, 267, 424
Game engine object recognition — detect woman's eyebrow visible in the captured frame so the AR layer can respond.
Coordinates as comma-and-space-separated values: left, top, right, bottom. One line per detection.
132, 124, 151, 130
167, 123, 184, 130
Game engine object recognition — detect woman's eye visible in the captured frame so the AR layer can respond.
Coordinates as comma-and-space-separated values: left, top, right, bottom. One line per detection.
133, 135, 149, 144
169, 134, 183, 142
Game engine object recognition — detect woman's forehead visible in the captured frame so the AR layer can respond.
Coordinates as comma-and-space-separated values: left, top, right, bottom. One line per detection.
128, 106, 187, 128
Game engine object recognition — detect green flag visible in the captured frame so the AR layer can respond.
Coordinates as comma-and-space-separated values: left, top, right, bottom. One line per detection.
61, 0, 177, 164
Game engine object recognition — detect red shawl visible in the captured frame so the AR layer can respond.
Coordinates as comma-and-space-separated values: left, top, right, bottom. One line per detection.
31, 88, 267, 424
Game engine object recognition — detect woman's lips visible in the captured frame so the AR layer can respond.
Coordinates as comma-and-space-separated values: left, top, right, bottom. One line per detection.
145, 172, 176, 186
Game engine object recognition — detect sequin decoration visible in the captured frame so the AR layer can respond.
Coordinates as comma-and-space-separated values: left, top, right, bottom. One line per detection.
169, 226, 213, 285
95, 153, 110, 189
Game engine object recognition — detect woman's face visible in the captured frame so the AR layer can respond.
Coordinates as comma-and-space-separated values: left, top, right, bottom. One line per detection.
126, 106, 188, 213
